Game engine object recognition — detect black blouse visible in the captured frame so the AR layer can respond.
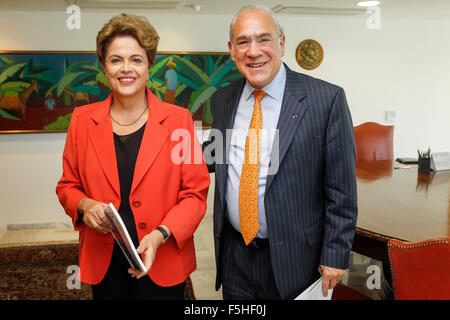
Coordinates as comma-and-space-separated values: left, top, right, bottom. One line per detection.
113, 123, 146, 248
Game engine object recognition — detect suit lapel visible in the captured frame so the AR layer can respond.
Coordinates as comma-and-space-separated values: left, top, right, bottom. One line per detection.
265, 66, 307, 193
130, 88, 169, 195
216, 79, 245, 206
88, 88, 169, 199
88, 94, 121, 198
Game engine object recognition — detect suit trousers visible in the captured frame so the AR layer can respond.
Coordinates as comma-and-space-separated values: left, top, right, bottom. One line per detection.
221, 220, 281, 300
91, 242, 185, 300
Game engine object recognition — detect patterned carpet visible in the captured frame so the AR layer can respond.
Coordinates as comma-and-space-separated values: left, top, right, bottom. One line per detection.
0, 242, 195, 300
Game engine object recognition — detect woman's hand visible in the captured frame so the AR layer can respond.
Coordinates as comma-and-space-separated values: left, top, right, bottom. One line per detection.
128, 225, 171, 279
78, 198, 112, 233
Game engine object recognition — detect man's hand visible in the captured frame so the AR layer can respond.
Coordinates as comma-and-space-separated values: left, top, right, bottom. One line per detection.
318, 265, 346, 297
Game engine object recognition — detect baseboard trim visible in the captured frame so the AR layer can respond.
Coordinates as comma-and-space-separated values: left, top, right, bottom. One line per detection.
3, 221, 72, 231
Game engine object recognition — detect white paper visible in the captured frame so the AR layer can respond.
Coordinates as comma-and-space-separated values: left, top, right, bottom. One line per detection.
295, 278, 333, 300
431, 152, 450, 171
105, 203, 147, 273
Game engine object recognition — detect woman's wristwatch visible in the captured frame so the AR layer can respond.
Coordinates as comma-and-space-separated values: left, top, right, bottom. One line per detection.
155, 226, 169, 244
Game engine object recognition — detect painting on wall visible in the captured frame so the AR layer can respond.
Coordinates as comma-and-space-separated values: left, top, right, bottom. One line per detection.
0, 51, 241, 133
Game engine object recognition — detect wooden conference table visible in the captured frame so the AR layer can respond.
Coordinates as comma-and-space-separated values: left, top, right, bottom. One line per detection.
352, 160, 450, 284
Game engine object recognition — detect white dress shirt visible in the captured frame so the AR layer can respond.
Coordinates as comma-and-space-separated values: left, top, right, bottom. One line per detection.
225, 63, 287, 239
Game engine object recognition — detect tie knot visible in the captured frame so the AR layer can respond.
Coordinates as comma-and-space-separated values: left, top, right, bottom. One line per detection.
253, 90, 266, 102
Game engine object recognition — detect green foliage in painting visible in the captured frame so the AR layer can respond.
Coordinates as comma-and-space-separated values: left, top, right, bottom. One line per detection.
43, 112, 72, 130
0, 52, 241, 131
149, 54, 241, 124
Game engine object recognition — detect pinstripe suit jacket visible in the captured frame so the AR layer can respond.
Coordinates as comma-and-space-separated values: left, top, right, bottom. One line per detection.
206, 64, 358, 299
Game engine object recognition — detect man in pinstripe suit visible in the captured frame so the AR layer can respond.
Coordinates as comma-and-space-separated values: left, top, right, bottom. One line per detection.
204, 4, 357, 299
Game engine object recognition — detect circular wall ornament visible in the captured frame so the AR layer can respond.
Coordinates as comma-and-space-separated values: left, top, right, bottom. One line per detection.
295, 39, 324, 70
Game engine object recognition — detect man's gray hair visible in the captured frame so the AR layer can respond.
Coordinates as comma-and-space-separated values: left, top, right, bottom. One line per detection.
229, 4, 285, 42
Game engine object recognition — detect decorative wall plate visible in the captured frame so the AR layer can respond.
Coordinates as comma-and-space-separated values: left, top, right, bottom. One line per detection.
295, 39, 324, 70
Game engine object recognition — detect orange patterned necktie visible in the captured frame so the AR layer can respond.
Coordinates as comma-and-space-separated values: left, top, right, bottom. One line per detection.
239, 89, 266, 245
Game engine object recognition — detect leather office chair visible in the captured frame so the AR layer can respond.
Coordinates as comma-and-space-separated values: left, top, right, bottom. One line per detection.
331, 282, 372, 300
354, 122, 394, 161
388, 238, 450, 300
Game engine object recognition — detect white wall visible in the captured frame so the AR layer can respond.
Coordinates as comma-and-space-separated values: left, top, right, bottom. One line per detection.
0, 8, 449, 226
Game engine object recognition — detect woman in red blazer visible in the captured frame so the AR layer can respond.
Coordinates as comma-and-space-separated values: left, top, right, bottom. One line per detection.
56, 13, 210, 299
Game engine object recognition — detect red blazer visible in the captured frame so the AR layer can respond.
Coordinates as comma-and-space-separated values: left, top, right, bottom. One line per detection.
56, 87, 210, 286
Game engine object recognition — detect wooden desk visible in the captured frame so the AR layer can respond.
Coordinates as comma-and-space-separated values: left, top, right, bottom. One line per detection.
352, 160, 450, 283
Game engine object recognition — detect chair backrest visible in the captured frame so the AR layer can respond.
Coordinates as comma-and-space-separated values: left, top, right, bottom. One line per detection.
354, 122, 394, 161
388, 238, 450, 300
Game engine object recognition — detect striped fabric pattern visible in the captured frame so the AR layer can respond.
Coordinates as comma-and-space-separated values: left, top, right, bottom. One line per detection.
208, 64, 358, 299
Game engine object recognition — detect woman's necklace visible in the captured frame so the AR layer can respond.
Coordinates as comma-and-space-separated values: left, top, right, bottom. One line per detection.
110, 105, 148, 126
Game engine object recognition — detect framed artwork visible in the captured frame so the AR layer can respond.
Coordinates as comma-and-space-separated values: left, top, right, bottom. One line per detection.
0, 51, 241, 133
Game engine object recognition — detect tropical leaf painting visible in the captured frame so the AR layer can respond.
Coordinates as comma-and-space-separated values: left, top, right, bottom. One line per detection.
0, 51, 241, 133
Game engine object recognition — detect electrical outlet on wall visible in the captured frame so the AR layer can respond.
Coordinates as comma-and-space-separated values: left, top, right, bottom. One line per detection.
386, 109, 397, 123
